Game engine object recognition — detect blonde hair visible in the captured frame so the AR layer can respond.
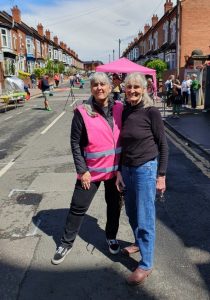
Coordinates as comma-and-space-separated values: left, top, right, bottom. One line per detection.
124, 72, 154, 108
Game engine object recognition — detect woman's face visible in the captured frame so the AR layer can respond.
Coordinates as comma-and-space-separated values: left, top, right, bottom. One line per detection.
125, 80, 145, 106
91, 80, 111, 105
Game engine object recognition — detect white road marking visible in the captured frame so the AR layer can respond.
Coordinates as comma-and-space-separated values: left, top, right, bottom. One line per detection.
0, 149, 6, 152
26, 219, 41, 237
4, 116, 13, 120
8, 189, 36, 198
25, 108, 31, 111
41, 111, 66, 135
70, 99, 82, 107
16, 111, 23, 115
0, 159, 15, 178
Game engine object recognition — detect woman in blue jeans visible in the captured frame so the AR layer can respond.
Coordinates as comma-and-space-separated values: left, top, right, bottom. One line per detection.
116, 72, 168, 285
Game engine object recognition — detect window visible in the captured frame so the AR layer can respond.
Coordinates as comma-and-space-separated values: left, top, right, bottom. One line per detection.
48, 47, 53, 59
1, 28, 11, 48
13, 34, 17, 50
4, 58, 15, 76
133, 47, 139, 60
27, 60, 35, 73
170, 19, 176, 43
154, 32, 158, 50
148, 35, 153, 50
165, 52, 176, 69
36, 40, 41, 55
54, 49, 58, 59
26, 36, 33, 54
163, 21, 169, 43
58, 50, 62, 61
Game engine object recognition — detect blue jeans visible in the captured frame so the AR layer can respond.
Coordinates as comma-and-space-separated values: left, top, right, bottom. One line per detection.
122, 159, 157, 270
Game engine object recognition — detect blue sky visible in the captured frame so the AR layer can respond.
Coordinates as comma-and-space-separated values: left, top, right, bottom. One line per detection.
1, 0, 176, 63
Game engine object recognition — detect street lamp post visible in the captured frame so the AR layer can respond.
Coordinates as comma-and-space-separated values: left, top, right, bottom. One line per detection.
113, 49, 115, 61
119, 39, 121, 58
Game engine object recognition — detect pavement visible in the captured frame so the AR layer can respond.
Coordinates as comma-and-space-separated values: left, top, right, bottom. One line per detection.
155, 100, 210, 158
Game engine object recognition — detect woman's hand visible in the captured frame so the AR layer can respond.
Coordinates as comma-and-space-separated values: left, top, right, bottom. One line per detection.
116, 171, 126, 192
156, 176, 166, 194
80, 171, 91, 190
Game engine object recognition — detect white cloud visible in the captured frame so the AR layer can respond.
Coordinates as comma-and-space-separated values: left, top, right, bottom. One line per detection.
2, 0, 176, 63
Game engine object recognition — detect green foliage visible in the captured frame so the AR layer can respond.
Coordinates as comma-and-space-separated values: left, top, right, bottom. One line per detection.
34, 68, 45, 79
144, 59, 167, 79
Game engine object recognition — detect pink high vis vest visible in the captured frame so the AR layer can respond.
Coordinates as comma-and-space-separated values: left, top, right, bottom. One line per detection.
77, 101, 123, 182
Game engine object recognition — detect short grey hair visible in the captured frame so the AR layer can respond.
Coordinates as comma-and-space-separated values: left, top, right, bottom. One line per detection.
191, 73, 197, 78
124, 72, 154, 108
90, 72, 111, 86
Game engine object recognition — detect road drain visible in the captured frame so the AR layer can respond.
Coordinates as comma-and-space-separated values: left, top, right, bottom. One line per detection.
16, 193, 42, 206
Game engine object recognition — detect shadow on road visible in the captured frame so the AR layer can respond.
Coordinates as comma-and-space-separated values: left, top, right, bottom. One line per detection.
32, 209, 138, 273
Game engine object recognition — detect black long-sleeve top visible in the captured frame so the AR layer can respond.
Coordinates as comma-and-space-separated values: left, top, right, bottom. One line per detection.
70, 97, 115, 175
121, 102, 168, 175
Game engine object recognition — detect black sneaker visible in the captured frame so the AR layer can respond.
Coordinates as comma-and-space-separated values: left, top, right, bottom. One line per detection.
106, 239, 120, 255
51, 245, 72, 265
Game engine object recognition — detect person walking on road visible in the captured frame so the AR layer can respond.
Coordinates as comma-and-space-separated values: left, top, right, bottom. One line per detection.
116, 72, 168, 285
51, 72, 123, 265
40, 75, 52, 111
54, 73, 60, 88
69, 74, 75, 87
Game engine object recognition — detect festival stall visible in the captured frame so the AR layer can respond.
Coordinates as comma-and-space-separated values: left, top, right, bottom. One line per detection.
96, 57, 157, 93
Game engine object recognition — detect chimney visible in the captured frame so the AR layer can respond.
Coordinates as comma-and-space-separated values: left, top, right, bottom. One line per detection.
53, 36, 58, 45
60, 41, 64, 48
138, 31, 143, 39
45, 29, 51, 40
37, 23, 43, 36
164, 0, 173, 14
144, 24, 150, 34
152, 14, 158, 27
11, 5, 21, 23
63, 43, 67, 50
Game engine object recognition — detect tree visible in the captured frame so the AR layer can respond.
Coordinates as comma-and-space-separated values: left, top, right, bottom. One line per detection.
144, 59, 167, 79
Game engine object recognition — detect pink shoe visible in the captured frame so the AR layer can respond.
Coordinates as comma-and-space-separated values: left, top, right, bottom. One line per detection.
121, 244, 139, 256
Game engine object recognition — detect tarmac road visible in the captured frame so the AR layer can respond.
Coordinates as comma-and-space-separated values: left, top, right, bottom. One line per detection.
0, 82, 210, 300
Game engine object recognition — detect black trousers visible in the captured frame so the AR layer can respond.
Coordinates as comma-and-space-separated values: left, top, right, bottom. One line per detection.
61, 177, 122, 248
191, 90, 197, 108
182, 91, 189, 105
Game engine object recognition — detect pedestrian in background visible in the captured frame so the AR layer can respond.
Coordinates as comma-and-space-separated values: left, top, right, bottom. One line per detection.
172, 79, 182, 118
69, 74, 74, 87
112, 74, 122, 101
116, 72, 168, 285
165, 74, 175, 107
181, 75, 191, 107
30, 73, 36, 89
190, 73, 201, 109
40, 75, 52, 111
146, 77, 155, 102
54, 73, 60, 88
51, 72, 123, 265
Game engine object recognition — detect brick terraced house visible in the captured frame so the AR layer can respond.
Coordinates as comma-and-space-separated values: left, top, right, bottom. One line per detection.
122, 0, 210, 81
0, 6, 84, 92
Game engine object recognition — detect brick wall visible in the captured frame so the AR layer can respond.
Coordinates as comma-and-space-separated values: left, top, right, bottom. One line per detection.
180, 0, 210, 67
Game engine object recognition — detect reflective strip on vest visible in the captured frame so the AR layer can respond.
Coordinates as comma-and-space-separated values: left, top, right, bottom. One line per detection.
84, 147, 122, 159
88, 165, 119, 173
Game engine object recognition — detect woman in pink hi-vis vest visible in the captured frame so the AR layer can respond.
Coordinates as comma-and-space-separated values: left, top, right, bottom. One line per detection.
52, 72, 124, 265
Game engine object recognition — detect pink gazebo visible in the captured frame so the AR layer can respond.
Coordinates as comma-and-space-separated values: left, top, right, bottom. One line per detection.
96, 57, 157, 93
